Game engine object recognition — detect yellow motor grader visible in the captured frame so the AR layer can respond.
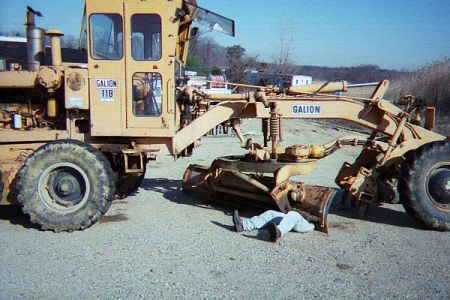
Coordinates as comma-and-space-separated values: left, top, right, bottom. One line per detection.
0, 0, 448, 232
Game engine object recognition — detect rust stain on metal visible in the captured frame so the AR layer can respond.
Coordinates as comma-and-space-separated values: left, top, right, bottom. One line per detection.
183, 156, 335, 233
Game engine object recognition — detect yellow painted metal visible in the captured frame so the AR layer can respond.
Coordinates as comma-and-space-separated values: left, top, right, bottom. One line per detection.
0, 161, 23, 205
289, 81, 348, 94
45, 29, 64, 66
0, 130, 69, 143
213, 169, 271, 194
172, 102, 247, 155
274, 163, 317, 185
182, 159, 332, 231
85, 0, 124, 136
251, 100, 444, 143
0, 0, 448, 222
370, 80, 389, 100
124, 0, 171, 131
65, 68, 89, 110
47, 97, 57, 117
83, 0, 188, 136
0, 71, 37, 88
37, 66, 63, 90
309, 145, 326, 158
285, 145, 310, 158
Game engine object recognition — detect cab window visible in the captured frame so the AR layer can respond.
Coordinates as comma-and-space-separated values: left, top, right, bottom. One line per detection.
89, 14, 123, 60
132, 72, 162, 117
174, 59, 185, 87
131, 14, 162, 61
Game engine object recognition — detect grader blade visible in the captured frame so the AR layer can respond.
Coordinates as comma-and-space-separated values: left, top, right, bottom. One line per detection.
183, 159, 335, 232
275, 182, 335, 233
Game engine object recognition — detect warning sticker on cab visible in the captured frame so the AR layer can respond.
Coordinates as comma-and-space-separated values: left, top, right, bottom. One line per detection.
96, 79, 118, 102
292, 104, 321, 115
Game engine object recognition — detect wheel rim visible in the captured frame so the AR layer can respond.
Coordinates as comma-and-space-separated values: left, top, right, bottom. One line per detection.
426, 162, 450, 211
38, 162, 91, 213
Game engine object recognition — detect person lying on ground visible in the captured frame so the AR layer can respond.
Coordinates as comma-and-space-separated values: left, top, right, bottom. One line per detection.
232, 209, 315, 242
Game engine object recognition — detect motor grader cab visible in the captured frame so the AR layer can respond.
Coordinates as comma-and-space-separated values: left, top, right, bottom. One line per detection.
0, 0, 235, 231
0, 1, 449, 233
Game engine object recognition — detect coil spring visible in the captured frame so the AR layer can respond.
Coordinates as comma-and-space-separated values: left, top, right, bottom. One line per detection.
270, 115, 279, 137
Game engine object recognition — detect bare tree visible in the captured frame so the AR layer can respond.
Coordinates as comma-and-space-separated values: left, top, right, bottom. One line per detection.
0, 30, 24, 37
271, 23, 296, 75
61, 35, 78, 49
187, 33, 260, 81
187, 32, 228, 74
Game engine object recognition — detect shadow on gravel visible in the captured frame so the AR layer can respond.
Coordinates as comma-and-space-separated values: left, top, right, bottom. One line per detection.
241, 230, 272, 242
211, 221, 274, 242
332, 205, 423, 230
330, 189, 423, 230
140, 178, 423, 230
0, 205, 39, 230
140, 178, 199, 205
139, 177, 274, 224
140, 178, 231, 214
210, 220, 234, 231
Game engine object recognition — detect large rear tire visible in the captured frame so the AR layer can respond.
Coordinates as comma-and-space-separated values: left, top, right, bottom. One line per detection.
399, 140, 450, 231
16, 140, 115, 232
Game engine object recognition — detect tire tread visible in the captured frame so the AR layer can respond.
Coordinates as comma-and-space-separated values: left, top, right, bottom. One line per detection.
399, 140, 450, 231
16, 139, 115, 232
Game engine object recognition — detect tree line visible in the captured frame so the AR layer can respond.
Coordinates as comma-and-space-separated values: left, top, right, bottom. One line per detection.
0, 30, 79, 49
187, 34, 258, 83
187, 34, 448, 133
187, 33, 403, 84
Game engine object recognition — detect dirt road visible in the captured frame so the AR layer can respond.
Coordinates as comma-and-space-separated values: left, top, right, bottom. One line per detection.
0, 119, 448, 299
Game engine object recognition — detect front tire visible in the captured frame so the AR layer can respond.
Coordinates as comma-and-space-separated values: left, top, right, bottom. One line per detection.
16, 140, 115, 232
399, 140, 450, 231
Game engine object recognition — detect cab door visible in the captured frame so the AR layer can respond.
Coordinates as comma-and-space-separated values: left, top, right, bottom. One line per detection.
86, 0, 125, 136
123, 0, 174, 134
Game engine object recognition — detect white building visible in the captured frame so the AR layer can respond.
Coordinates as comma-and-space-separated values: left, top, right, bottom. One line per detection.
291, 75, 312, 86
245, 70, 312, 88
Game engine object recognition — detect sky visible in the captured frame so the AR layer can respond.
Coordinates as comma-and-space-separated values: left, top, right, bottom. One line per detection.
0, 0, 449, 70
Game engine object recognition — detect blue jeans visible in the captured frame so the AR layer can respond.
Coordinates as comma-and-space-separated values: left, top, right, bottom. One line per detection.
242, 210, 315, 236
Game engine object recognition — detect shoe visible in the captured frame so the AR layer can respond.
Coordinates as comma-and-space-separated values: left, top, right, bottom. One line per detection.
232, 210, 244, 232
268, 222, 281, 242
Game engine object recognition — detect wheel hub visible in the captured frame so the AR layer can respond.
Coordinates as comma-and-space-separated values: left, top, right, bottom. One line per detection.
428, 168, 450, 205
57, 178, 79, 196
38, 162, 90, 213
48, 171, 84, 206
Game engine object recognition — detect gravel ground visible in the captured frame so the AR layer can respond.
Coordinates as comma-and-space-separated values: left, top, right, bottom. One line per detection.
0, 119, 449, 299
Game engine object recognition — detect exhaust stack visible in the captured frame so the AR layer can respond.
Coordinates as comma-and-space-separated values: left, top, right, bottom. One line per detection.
26, 7, 45, 71
46, 30, 64, 66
